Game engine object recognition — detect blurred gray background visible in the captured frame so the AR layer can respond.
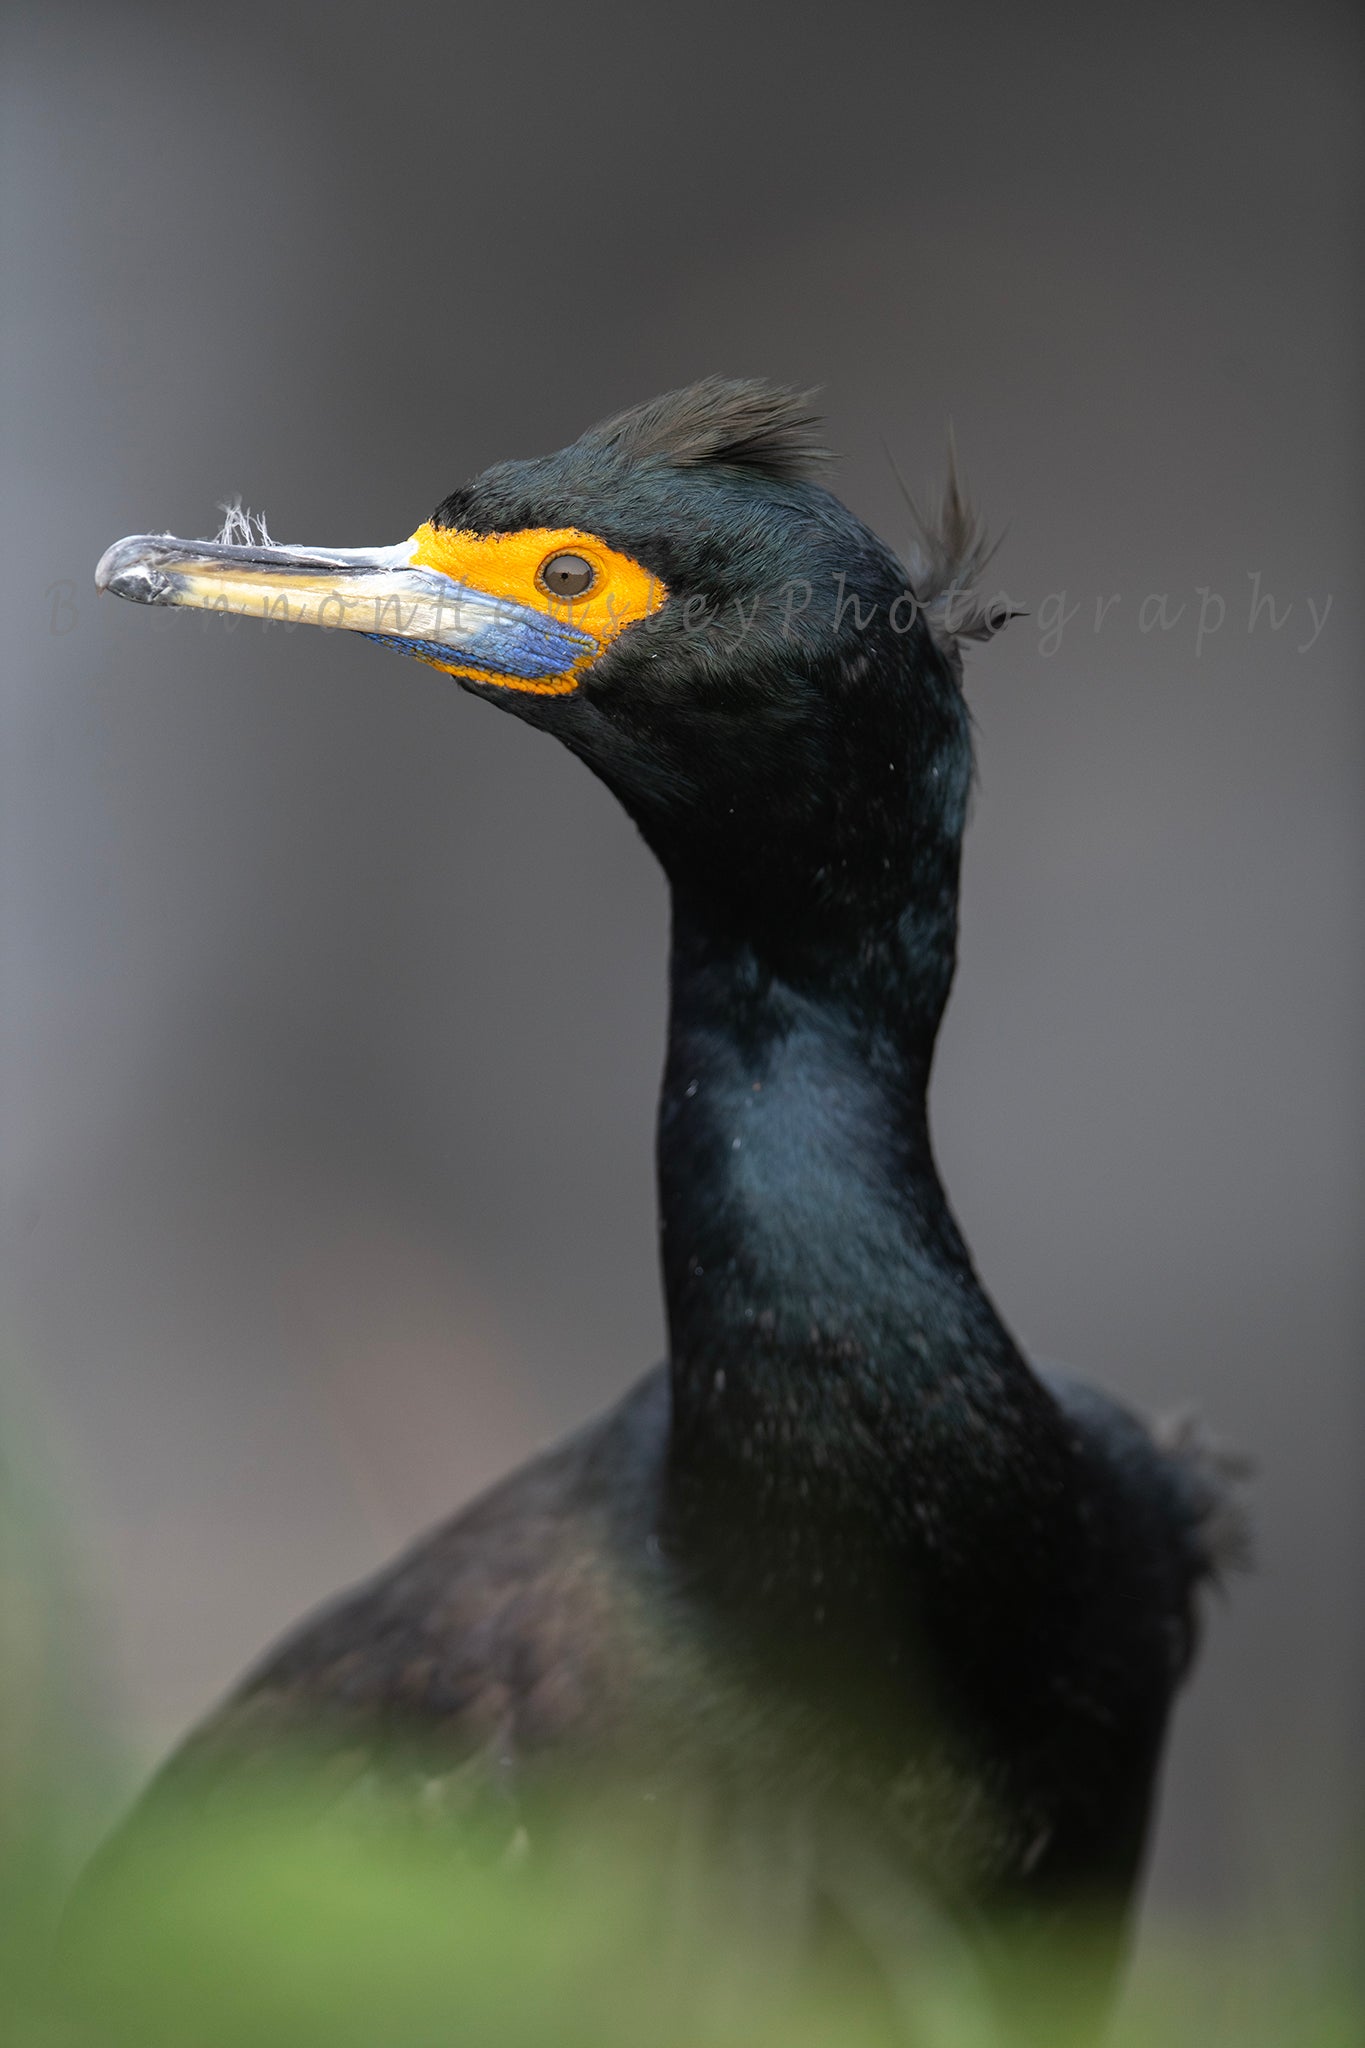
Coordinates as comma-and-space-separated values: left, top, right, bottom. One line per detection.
2, 0, 1361, 1934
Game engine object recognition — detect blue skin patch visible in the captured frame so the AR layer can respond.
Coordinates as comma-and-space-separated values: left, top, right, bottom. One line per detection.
362, 611, 596, 682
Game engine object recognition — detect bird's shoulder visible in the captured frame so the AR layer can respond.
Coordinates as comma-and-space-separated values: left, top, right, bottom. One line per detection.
149, 1369, 680, 1804
1036, 1360, 1248, 1677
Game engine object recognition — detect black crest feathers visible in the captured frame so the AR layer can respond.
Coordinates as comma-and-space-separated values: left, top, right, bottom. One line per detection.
583, 377, 829, 485
889, 432, 1022, 664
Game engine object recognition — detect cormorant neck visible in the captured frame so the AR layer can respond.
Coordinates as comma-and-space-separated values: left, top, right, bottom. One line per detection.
656, 878, 1075, 1653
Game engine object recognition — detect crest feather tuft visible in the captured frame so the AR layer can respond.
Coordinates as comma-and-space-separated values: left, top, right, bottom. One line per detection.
584, 377, 829, 484
890, 432, 1021, 663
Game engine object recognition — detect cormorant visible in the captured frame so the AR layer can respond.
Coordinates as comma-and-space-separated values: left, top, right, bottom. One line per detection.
93, 380, 1241, 2015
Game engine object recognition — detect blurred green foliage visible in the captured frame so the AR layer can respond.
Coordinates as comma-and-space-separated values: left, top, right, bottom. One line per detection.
1, 1394, 1359, 2048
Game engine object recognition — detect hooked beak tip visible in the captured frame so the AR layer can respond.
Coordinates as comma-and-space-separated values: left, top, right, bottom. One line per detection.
95, 535, 178, 603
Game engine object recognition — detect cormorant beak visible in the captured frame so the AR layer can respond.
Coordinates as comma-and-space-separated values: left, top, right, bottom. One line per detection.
94, 528, 600, 691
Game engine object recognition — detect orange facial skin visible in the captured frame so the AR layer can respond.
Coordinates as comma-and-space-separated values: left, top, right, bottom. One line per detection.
408, 524, 668, 695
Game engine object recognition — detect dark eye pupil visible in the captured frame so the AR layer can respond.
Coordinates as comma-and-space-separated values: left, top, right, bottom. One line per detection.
541, 552, 594, 598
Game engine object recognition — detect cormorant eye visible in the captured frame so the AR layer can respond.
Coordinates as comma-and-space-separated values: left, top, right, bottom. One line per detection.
538, 551, 597, 600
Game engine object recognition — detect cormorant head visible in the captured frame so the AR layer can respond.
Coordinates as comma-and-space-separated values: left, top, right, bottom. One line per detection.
97, 380, 1009, 958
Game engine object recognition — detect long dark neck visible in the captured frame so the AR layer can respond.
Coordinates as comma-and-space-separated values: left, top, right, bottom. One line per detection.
656, 883, 1078, 1665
